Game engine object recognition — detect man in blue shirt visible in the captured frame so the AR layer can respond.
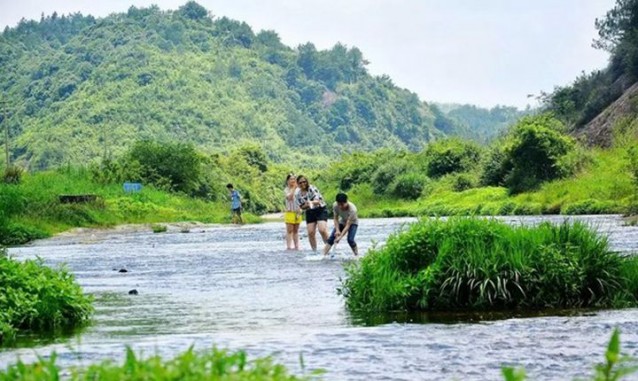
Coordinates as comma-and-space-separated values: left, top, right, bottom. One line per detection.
226, 183, 243, 224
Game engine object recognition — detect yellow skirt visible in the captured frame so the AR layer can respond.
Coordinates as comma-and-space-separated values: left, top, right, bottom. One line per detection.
284, 211, 302, 224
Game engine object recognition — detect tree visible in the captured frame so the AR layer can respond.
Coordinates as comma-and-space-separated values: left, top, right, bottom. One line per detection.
177, 2, 209, 21
594, 0, 638, 51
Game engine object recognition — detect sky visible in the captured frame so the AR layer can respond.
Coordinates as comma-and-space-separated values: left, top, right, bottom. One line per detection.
0, 0, 617, 109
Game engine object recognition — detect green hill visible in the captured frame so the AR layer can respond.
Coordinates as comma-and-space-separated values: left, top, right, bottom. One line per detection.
0, 2, 459, 170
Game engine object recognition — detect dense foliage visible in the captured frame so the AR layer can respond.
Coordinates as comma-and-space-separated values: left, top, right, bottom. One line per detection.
0, 2, 467, 170
0, 249, 93, 345
0, 346, 316, 380
340, 218, 638, 312
545, 0, 638, 130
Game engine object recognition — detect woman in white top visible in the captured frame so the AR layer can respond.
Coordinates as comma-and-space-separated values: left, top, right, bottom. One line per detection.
295, 175, 329, 251
284, 174, 302, 250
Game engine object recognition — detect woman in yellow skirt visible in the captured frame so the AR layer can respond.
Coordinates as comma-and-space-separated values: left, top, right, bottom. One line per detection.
284, 174, 302, 250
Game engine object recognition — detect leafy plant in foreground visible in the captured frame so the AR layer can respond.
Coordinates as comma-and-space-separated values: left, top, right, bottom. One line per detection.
0, 251, 93, 346
0, 346, 319, 380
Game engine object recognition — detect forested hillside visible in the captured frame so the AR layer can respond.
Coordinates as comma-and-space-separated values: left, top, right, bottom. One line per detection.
0, 2, 462, 170
544, 0, 638, 145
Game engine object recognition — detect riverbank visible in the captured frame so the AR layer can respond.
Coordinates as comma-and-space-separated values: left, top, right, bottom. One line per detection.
0, 168, 260, 246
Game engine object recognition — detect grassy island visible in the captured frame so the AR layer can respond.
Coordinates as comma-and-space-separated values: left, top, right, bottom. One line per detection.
341, 218, 638, 312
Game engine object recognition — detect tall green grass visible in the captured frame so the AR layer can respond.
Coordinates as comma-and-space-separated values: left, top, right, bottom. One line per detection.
0, 249, 93, 345
0, 346, 318, 380
341, 218, 638, 312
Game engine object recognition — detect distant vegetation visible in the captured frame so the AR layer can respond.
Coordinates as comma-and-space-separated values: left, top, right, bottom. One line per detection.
433, 103, 529, 143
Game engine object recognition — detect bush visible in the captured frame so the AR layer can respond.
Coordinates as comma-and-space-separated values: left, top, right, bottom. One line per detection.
504, 115, 576, 193
3, 165, 23, 184
152, 224, 167, 233
125, 141, 205, 194
341, 218, 636, 312
451, 173, 475, 192
0, 222, 48, 246
424, 138, 482, 178
0, 251, 93, 345
480, 146, 509, 187
390, 173, 429, 200
372, 161, 408, 195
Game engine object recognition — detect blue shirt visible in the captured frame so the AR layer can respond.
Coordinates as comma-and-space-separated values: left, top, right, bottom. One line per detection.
230, 190, 241, 209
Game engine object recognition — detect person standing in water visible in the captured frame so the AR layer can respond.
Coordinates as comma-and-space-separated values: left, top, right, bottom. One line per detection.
295, 175, 329, 251
284, 174, 302, 250
226, 183, 243, 224
323, 193, 359, 257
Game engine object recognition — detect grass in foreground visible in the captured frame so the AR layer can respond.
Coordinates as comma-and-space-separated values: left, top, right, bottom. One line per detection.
0, 250, 93, 346
0, 346, 319, 381
340, 217, 638, 312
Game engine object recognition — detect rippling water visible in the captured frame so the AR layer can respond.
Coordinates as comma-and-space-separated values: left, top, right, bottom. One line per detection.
2, 215, 638, 380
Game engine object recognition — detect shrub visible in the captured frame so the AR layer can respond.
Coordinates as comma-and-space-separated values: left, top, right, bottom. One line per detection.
341, 218, 636, 312
152, 224, 167, 233
480, 146, 510, 187
424, 138, 482, 178
372, 161, 408, 195
390, 173, 429, 200
451, 173, 475, 192
3, 165, 23, 184
0, 251, 93, 345
504, 115, 576, 193
125, 141, 204, 194
0, 222, 47, 246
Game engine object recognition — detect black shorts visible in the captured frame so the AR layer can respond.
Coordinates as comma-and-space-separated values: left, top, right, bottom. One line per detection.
232, 207, 242, 215
305, 206, 328, 224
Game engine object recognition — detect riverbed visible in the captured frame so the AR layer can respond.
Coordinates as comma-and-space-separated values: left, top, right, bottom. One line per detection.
2, 215, 638, 380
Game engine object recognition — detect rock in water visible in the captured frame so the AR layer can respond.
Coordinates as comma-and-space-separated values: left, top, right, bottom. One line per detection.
128, 289, 139, 295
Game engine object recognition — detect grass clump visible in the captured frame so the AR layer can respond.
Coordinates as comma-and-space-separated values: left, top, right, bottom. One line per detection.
0, 346, 317, 380
0, 249, 93, 345
341, 217, 638, 312
151, 224, 168, 233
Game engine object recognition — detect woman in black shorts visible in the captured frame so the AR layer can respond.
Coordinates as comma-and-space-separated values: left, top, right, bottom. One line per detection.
295, 175, 329, 251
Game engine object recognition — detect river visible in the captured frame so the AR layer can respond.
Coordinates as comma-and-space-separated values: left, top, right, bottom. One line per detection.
2, 215, 638, 380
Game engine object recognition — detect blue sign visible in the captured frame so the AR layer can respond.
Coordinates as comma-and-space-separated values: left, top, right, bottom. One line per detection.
123, 182, 143, 193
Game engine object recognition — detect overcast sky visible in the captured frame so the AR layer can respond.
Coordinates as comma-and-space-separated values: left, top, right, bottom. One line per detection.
0, 0, 617, 108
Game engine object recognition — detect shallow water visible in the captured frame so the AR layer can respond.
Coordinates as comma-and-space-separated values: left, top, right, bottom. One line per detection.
2, 215, 638, 380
